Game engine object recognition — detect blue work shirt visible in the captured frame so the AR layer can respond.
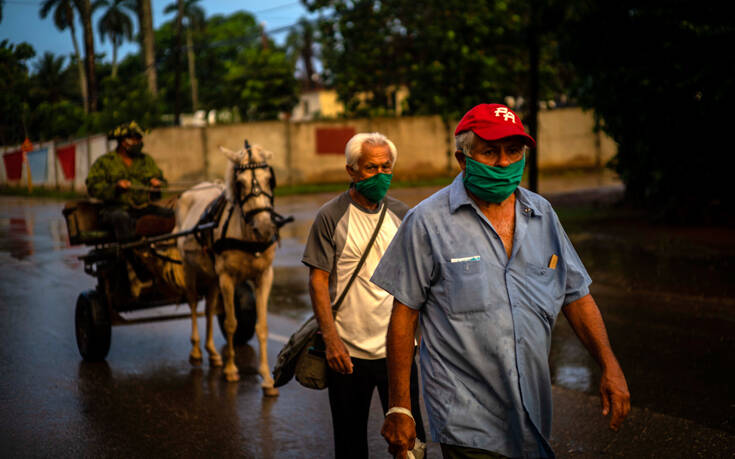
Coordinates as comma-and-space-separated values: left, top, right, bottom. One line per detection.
371, 174, 591, 458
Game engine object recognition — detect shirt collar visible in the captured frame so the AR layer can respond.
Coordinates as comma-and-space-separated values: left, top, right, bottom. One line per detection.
448, 173, 472, 213
515, 187, 543, 217
448, 173, 543, 217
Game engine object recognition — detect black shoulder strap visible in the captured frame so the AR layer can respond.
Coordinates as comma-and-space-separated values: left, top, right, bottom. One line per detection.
331, 203, 388, 317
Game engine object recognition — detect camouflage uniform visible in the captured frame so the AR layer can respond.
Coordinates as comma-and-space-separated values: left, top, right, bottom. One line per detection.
86, 121, 170, 241
85, 150, 167, 209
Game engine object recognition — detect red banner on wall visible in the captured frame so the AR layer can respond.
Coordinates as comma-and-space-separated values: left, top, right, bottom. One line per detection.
56, 144, 76, 180
3, 150, 24, 181
315, 127, 356, 155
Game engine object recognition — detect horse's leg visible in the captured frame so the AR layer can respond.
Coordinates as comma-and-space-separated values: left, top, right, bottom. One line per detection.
204, 285, 222, 367
255, 265, 278, 397
185, 264, 202, 364
218, 272, 240, 382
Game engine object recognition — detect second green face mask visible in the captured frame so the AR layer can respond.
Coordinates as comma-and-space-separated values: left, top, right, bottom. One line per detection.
462, 155, 525, 203
354, 173, 392, 203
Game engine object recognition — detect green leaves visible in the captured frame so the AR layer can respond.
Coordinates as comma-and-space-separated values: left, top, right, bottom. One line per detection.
561, 1, 735, 220
309, 0, 569, 121
225, 46, 298, 120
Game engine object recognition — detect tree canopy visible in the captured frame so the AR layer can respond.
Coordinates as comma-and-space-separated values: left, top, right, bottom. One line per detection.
305, 0, 572, 120
561, 1, 735, 220
0, 10, 299, 144
0, 40, 35, 144
153, 11, 298, 119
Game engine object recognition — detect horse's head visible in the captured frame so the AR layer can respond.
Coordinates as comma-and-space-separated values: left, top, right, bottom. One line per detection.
221, 141, 277, 242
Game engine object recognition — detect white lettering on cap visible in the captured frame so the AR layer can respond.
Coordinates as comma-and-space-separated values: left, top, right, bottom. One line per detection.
494, 107, 516, 123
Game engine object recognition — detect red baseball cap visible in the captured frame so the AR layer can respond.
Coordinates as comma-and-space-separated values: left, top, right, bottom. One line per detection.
454, 103, 536, 147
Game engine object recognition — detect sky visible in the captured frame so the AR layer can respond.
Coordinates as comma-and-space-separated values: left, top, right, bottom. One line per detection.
0, 0, 317, 69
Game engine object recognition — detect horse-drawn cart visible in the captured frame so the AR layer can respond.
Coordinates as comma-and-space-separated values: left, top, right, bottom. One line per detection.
64, 199, 257, 361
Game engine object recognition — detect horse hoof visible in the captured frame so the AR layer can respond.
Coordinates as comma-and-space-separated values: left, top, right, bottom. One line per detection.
262, 387, 279, 397
209, 356, 223, 367
224, 371, 240, 382
189, 355, 203, 366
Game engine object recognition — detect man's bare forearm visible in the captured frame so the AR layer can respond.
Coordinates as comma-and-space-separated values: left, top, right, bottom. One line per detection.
563, 293, 631, 429
562, 294, 617, 369
308, 268, 339, 342
386, 300, 419, 409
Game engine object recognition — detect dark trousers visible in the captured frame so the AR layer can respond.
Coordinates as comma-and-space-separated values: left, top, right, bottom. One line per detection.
327, 355, 426, 459
100, 205, 174, 281
440, 443, 506, 459
100, 205, 173, 241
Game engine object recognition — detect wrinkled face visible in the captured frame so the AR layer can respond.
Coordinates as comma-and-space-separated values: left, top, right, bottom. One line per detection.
346, 143, 393, 183
457, 136, 525, 170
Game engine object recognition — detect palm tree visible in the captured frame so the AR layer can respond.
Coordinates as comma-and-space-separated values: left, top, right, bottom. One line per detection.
131, 0, 157, 96
93, 0, 134, 78
167, 0, 184, 123
79, 0, 98, 111
39, 0, 88, 112
164, 0, 204, 111
33, 52, 67, 103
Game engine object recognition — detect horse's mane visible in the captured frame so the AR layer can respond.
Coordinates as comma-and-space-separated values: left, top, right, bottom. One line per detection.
224, 158, 238, 203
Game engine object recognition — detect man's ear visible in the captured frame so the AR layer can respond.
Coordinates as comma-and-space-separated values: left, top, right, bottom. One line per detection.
345, 164, 357, 182
455, 151, 467, 171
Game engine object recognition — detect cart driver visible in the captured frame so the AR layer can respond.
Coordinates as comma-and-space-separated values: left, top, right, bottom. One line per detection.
86, 121, 173, 296
86, 121, 172, 241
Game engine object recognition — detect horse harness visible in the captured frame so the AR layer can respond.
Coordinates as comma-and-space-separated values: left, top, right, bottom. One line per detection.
196, 140, 293, 258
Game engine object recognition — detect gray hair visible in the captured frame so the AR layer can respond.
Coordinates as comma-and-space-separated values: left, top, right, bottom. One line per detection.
455, 130, 475, 155
454, 130, 529, 157
345, 132, 397, 170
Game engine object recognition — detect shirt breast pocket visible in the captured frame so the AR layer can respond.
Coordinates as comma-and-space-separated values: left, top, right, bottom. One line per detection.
524, 261, 564, 318
443, 260, 490, 314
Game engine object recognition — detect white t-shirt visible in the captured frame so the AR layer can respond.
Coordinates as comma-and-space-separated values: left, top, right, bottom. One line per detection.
301, 190, 408, 359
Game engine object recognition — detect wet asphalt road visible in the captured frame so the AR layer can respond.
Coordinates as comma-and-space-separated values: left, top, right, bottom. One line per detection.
1, 181, 734, 458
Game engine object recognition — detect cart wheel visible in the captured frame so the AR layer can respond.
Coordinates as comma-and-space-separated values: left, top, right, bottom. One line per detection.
218, 282, 257, 346
75, 290, 111, 361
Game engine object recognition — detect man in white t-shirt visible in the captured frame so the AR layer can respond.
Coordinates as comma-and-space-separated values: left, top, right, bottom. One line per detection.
301, 132, 426, 458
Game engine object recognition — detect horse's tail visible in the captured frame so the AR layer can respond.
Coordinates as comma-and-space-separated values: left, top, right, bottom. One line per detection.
160, 245, 186, 290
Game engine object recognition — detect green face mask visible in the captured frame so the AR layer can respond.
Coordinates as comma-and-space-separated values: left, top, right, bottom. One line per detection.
354, 173, 392, 203
462, 155, 525, 203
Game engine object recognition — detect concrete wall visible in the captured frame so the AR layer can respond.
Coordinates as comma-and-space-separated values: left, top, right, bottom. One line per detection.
537, 107, 617, 169
1, 107, 618, 189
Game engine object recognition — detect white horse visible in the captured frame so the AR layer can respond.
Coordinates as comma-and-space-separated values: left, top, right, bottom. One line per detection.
174, 141, 286, 396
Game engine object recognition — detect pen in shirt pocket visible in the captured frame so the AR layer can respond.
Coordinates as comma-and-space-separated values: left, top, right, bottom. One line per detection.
548, 254, 558, 269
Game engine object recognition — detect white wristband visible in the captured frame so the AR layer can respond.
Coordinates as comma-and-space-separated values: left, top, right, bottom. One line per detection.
386, 406, 415, 423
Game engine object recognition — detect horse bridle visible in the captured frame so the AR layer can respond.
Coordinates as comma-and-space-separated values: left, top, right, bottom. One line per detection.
217, 140, 292, 250
233, 140, 276, 224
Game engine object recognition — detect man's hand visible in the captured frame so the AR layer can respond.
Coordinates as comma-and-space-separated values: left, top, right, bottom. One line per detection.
308, 267, 353, 374
150, 178, 162, 188
323, 332, 353, 374
381, 412, 416, 459
600, 362, 630, 431
116, 179, 131, 190
563, 294, 631, 432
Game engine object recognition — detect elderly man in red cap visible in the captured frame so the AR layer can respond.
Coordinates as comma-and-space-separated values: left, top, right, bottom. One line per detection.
371, 104, 630, 458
